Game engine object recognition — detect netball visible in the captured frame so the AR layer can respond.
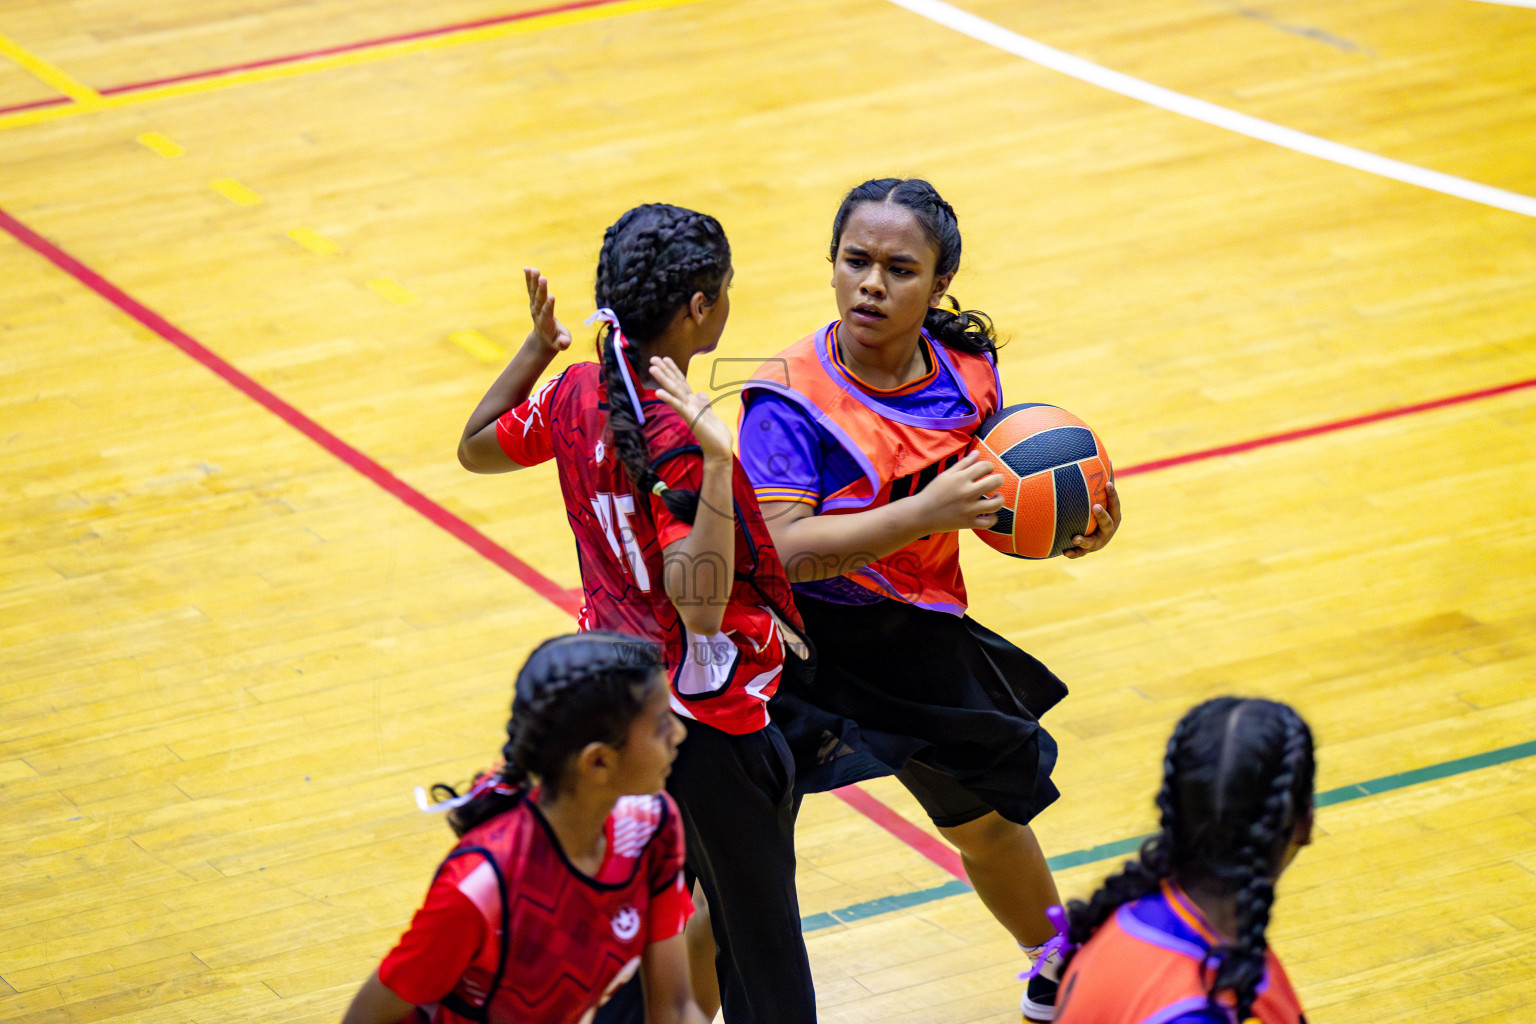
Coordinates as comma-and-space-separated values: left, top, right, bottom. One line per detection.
972, 403, 1113, 559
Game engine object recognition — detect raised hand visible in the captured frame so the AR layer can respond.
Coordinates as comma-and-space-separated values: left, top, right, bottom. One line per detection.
524, 267, 572, 353
910, 450, 1005, 534
649, 356, 733, 464
1063, 480, 1122, 559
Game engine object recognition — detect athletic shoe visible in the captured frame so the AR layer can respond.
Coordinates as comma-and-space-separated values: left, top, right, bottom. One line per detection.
1021, 971, 1057, 1022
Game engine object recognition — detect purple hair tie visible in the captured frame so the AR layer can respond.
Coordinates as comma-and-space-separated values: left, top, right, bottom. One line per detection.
586, 308, 645, 425
1019, 904, 1074, 980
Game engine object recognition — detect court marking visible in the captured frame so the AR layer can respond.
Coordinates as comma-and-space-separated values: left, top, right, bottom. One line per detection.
0, 30, 103, 107
884, 0, 1536, 220
0, 205, 583, 617
288, 227, 341, 255
1118, 376, 1536, 478
0, 0, 708, 131
833, 785, 965, 880
804, 737, 1536, 931
5, 202, 1536, 928
0, 95, 70, 117
1466, 0, 1536, 7
137, 132, 184, 158
209, 178, 263, 206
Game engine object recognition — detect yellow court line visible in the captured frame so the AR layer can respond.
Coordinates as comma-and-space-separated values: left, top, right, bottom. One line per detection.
0, 0, 710, 133
368, 278, 420, 305
289, 227, 341, 254
450, 330, 508, 362
0, 31, 103, 107
210, 178, 263, 206
137, 131, 185, 157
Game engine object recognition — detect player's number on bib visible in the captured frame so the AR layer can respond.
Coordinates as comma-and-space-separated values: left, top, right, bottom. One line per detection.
592, 492, 652, 591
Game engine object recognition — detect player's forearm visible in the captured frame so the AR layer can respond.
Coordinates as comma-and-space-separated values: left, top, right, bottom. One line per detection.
339, 971, 415, 1024
458, 335, 557, 460
771, 500, 931, 583
664, 455, 736, 636
640, 935, 713, 1024
665, 994, 712, 1024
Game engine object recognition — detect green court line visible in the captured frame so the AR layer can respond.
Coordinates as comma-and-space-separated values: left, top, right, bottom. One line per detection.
801, 737, 1536, 932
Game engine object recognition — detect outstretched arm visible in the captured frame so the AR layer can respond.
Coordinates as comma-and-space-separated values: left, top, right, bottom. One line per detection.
458, 267, 572, 473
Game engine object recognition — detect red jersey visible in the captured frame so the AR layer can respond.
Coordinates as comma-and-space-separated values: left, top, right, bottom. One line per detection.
740, 323, 1000, 614
495, 362, 803, 735
1057, 882, 1307, 1024
379, 791, 692, 1024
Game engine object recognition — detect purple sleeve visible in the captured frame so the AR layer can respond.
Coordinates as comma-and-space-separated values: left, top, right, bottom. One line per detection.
739, 392, 824, 508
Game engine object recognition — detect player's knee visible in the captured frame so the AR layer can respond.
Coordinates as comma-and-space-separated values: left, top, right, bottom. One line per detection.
938, 809, 1017, 856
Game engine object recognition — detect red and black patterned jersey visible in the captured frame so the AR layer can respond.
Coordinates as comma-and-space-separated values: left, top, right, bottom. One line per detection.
495, 362, 803, 736
379, 791, 692, 1024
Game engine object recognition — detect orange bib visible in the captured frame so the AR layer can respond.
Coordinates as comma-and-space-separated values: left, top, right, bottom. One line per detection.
743, 323, 1000, 614
1057, 885, 1307, 1024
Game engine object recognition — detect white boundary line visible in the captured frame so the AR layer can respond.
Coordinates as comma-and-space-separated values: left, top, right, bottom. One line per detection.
1466, 0, 1536, 8
885, 0, 1536, 219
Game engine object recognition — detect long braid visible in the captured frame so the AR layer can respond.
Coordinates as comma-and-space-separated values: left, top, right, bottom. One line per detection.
593, 205, 730, 525
1064, 699, 1315, 1019
598, 325, 684, 514
1210, 709, 1310, 1018
1061, 710, 1200, 971
442, 632, 663, 836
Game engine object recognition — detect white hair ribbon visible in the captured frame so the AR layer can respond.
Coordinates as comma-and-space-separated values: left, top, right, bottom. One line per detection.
586, 307, 646, 425
414, 785, 473, 813
413, 771, 517, 814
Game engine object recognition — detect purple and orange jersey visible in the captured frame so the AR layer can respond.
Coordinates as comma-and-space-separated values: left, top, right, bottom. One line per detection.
739, 322, 1000, 615
1056, 882, 1307, 1024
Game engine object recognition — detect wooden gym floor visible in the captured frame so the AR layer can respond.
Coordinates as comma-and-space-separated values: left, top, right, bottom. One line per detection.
3, 0, 1534, 1020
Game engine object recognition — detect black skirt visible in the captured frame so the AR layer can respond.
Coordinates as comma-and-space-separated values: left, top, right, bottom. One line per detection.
771, 593, 1067, 827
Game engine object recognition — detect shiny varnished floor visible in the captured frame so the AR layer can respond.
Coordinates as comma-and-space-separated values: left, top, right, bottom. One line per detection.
3, 0, 1534, 1020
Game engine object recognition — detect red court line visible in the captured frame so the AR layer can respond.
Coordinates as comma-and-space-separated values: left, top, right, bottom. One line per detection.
834, 785, 968, 882
0, 95, 72, 117
1118, 376, 1536, 477
94, 0, 634, 96
0, 205, 583, 617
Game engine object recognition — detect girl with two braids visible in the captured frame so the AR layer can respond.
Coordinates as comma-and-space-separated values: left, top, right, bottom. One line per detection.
1054, 698, 1315, 1023
458, 204, 824, 1024
341, 632, 704, 1024
737, 178, 1123, 1021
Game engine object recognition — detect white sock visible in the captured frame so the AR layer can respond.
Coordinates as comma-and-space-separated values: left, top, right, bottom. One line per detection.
1018, 941, 1062, 983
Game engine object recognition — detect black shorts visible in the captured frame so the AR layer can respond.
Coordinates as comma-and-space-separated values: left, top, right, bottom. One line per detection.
896, 757, 995, 829
777, 593, 1067, 828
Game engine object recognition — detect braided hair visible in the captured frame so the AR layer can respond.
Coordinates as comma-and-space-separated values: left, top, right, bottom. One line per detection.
828, 178, 1000, 358
1062, 698, 1315, 1020
442, 631, 664, 836
594, 203, 732, 525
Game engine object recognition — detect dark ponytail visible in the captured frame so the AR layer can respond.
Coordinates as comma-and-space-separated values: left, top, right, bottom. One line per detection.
593, 204, 732, 525
1062, 698, 1316, 1020
439, 631, 663, 836
828, 178, 1001, 358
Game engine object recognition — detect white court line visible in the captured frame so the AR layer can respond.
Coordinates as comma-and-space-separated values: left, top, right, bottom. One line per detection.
885, 0, 1536, 219
1466, 0, 1536, 8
